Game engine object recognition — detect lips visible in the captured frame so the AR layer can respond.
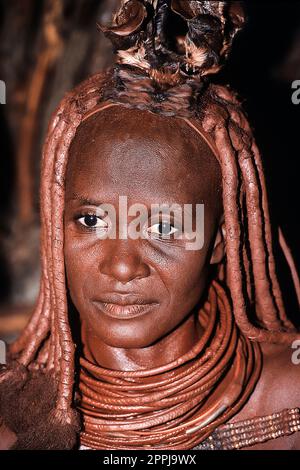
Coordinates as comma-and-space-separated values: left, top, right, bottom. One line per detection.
92, 293, 158, 319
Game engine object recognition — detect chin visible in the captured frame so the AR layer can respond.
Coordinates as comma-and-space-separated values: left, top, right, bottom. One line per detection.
108, 339, 147, 349
100, 332, 159, 349
91, 324, 163, 349
84, 301, 167, 349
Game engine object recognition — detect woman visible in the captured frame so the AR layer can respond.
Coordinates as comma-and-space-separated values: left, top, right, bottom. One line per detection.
0, 0, 300, 450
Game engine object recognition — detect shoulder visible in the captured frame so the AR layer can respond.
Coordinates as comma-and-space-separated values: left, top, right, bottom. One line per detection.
258, 342, 300, 409
230, 342, 300, 450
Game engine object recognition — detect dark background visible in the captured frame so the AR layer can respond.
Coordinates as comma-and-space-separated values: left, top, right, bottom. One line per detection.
0, 0, 299, 336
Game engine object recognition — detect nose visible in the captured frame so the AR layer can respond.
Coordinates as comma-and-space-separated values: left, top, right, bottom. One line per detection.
99, 240, 150, 284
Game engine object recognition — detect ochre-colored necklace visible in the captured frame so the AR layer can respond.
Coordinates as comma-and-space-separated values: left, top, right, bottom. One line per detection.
78, 281, 262, 450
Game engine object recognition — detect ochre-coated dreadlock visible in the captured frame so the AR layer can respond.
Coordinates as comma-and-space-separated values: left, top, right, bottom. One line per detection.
1, 0, 299, 446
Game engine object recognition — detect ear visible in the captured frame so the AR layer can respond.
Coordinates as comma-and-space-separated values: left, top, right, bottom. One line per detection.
210, 215, 226, 265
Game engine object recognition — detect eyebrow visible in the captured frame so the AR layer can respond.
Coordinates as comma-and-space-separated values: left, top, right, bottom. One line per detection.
67, 193, 195, 213
68, 193, 103, 206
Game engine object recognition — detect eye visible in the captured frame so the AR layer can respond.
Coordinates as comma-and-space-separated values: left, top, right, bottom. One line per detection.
77, 214, 108, 229
147, 222, 178, 238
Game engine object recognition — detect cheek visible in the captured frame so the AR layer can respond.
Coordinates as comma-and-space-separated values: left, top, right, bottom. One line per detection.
161, 218, 216, 309
164, 251, 209, 314
156, 218, 217, 328
132, 252, 209, 346
64, 232, 96, 308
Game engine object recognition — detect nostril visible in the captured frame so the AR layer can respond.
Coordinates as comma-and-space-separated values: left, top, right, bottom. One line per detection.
99, 254, 150, 283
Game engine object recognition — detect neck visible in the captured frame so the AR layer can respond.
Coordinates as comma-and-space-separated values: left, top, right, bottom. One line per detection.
77, 282, 261, 451
81, 311, 203, 371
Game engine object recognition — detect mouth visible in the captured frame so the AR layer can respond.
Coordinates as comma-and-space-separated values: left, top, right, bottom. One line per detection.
92, 294, 159, 319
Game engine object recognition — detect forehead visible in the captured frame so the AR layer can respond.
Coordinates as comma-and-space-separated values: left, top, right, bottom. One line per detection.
66, 106, 221, 206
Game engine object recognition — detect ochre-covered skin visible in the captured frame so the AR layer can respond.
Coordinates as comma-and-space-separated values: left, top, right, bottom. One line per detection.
65, 106, 223, 368
64, 105, 300, 450
1, 0, 300, 450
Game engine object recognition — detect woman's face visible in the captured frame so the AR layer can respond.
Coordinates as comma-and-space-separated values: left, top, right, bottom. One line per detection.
64, 106, 222, 349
